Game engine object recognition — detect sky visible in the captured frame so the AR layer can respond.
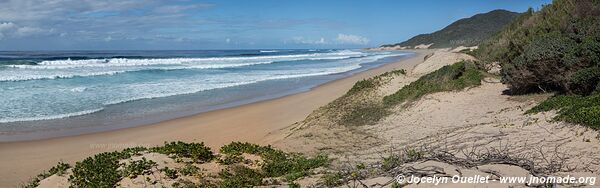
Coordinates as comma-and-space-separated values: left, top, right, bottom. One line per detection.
0, 0, 551, 50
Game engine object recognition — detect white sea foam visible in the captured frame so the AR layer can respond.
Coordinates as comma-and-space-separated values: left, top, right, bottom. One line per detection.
0, 51, 368, 82
70, 87, 87, 92
96, 54, 394, 107
0, 108, 104, 123
0, 51, 406, 123
9, 50, 363, 69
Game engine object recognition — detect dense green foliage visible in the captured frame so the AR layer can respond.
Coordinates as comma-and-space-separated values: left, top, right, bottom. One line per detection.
474, 0, 600, 128
475, 0, 600, 95
382, 10, 519, 48
527, 93, 600, 129
383, 61, 483, 106
69, 151, 126, 187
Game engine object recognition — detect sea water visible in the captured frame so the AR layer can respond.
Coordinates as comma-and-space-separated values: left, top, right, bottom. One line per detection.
0, 49, 411, 140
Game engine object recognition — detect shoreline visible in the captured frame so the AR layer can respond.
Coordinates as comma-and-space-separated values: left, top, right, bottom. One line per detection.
0, 50, 429, 186
0, 52, 408, 142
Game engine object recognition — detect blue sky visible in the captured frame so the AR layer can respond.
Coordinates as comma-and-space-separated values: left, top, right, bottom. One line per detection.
0, 0, 551, 50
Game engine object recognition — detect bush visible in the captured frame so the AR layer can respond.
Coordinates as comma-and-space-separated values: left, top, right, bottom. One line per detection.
180, 164, 201, 176
347, 79, 378, 95
69, 152, 124, 187
218, 166, 263, 188
475, 0, 600, 95
49, 162, 71, 176
152, 141, 214, 163
570, 67, 600, 95
123, 157, 157, 178
219, 142, 329, 181
161, 167, 179, 179
527, 93, 600, 129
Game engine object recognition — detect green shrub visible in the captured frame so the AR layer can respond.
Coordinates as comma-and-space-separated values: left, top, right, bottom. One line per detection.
475, 0, 600, 95
570, 67, 600, 95
49, 162, 71, 176
262, 153, 328, 179
528, 93, 600, 129
152, 141, 214, 163
123, 157, 157, 178
346, 69, 406, 95
180, 164, 200, 176
69, 151, 124, 187
217, 154, 245, 165
161, 167, 179, 179
218, 166, 263, 188
219, 142, 329, 181
347, 79, 378, 95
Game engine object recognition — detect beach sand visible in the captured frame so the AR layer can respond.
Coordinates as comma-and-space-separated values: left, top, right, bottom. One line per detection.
0, 50, 430, 186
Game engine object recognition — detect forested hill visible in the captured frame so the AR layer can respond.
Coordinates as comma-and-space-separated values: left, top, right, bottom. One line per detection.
382, 9, 520, 48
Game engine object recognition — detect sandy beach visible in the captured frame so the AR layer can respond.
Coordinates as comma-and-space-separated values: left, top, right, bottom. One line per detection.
0, 50, 429, 186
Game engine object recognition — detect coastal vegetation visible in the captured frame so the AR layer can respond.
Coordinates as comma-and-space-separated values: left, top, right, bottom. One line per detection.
383, 61, 482, 106
23, 162, 70, 188
381, 9, 520, 48
26, 141, 328, 187
474, 0, 600, 128
340, 61, 482, 127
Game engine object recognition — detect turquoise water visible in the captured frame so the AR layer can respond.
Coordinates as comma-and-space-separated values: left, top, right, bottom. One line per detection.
0, 49, 410, 138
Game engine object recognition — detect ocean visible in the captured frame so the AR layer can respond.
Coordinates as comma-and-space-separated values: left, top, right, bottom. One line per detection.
0, 49, 411, 140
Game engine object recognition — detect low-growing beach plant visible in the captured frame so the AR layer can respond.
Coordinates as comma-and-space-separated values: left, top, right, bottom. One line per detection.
346, 69, 407, 95
49, 161, 71, 176
69, 151, 125, 187
161, 167, 179, 179
179, 164, 201, 176
219, 142, 329, 183
123, 157, 157, 178
527, 93, 600, 129
152, 141, 214, 163
217, 154, 245, 165
218, 165, 264, 187
23, 162, 71, 188
29, 141, 329, 187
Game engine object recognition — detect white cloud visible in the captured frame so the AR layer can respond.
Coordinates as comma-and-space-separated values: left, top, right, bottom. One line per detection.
335, 33, 369, 45
290, 36, 327, 45
0, 22, 52, 40
153, 4, 213, 14
15, 26, 46, 37
0, 22, 17, 32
